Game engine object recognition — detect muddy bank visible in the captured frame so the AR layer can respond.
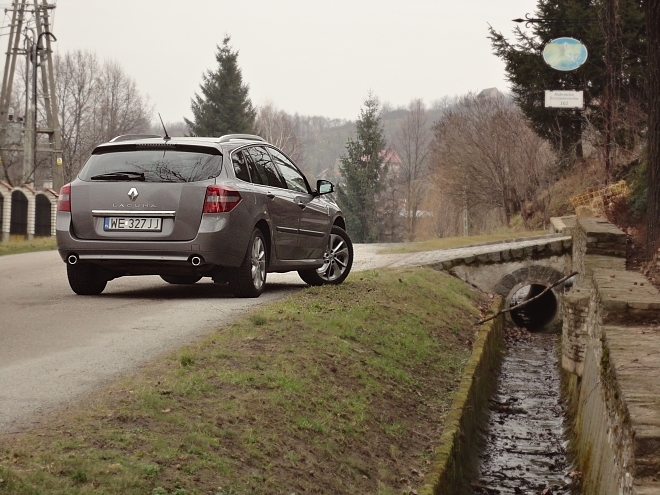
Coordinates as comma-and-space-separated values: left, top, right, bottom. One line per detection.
471, 329, 580, 495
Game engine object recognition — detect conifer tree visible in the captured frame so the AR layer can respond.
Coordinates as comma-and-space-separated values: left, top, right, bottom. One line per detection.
185, 36, 256, 136
338, 93, 387, 243
489, 0, 645, 165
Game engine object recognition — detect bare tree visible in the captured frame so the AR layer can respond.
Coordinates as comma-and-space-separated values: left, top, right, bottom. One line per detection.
395, 98, 431, 240
429, 92, 556, 232
55, 50, 152, 181
255, 102, 304, 165
95, 60, 151, 142
55, 51, 101, 181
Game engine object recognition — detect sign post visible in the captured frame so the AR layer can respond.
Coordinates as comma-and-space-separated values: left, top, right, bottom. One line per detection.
544, 90, 584, 109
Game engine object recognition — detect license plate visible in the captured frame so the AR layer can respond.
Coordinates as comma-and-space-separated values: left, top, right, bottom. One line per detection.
104, 217, 162, 231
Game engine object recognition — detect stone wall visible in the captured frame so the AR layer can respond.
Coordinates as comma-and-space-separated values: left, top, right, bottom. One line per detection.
571, 217, 626, 286
561, 289, 590, 376
419, 300, 504, 495
562, 218, 660, 494
564, 218, 628, 375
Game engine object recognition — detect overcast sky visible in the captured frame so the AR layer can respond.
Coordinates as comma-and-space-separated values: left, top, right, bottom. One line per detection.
26, 0, 537, 122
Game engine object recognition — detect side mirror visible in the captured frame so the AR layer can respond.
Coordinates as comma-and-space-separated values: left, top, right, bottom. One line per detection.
316, 179, 334, 195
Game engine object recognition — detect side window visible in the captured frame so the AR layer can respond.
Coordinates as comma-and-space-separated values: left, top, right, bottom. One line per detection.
231, 150, 250, 182
247, 146, 286, 189
269, 148, 309, 194
244, 148, 266, 185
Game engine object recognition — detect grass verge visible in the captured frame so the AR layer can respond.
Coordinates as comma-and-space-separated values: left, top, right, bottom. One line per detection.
0, 268, 485, 495
0, 237, 57, 256
380, 231, 547, 254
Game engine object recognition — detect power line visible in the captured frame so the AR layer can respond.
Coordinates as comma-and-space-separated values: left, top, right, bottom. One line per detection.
0, 0, 62, 191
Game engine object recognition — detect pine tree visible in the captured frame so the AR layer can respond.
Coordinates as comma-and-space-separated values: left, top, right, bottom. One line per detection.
337, 93, 387, 243
185, 36, 256, 137
489, 0, 646, 166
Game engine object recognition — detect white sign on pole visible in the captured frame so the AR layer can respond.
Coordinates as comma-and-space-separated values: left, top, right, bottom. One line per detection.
544, 90, 584, 109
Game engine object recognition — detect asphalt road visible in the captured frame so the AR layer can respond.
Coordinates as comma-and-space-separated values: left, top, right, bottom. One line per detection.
0, 246, 406, 434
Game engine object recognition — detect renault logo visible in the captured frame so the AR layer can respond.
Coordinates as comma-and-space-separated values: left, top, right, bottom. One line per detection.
127, 187, 139, 202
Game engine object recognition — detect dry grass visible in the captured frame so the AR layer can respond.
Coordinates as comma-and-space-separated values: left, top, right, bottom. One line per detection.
0, 237, 57, 257
0, 268, 486, 495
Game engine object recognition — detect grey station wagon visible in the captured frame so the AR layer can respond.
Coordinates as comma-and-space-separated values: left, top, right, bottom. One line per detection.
56, 134, 353, 298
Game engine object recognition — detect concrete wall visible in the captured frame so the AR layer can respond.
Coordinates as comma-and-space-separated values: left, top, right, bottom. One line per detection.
0, 182, 57, 241
419, 299, 504, 495
562, 218, 660, 494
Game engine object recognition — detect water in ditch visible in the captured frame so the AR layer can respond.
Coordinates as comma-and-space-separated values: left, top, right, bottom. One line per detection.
470, 327, 581, 495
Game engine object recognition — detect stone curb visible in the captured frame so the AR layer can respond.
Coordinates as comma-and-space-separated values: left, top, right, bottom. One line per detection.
427, 238, 572, 273
442, 233, 566, 251
419, 299, 504, 495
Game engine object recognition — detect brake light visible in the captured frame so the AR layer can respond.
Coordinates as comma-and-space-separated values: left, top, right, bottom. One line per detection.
203, 185, 242, 213
58, 183, 71, 212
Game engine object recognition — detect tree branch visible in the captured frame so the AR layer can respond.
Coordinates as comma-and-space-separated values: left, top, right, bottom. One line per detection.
476, 271, 578, 325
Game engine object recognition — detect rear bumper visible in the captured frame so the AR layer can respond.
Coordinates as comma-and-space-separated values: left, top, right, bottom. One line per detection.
56, 212, 245, 275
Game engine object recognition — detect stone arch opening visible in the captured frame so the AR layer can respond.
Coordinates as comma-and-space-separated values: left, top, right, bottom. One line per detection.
34, 194, 52, 236
10, 189, 28, 236
509, 284, 559, 332
494, 265, 567, 333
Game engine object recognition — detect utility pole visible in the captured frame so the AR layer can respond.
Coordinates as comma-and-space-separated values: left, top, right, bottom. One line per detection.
0, 0, 62, 190
0, 0, 27, 184
35, 0, 63, 191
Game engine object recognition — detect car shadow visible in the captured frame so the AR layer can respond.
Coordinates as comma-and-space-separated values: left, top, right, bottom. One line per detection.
99, 280, 305, 300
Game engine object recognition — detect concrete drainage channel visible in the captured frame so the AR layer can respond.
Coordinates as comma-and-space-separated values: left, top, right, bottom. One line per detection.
470, 328, 578, 495
419, 301, 581, 495
420, 218, 660, 494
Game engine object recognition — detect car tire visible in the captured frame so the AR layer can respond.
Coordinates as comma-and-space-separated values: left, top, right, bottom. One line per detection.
230, 228, 267, 298
298, 225, 353, 286
160, 275, 202, 285
67, 263, 107, 295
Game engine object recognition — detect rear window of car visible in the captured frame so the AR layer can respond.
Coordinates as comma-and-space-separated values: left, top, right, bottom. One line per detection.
78, 144, 223, 183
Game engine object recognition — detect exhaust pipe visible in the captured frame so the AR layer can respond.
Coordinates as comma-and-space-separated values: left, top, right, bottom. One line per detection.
67, 254, 79, 265
190, 255, 202, 267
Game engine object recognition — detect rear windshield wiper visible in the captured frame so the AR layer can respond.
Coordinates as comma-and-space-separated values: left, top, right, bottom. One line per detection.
90, 171, 146, 181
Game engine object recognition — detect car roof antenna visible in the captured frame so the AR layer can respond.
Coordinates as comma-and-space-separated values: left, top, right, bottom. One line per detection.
158, 113, 171, 141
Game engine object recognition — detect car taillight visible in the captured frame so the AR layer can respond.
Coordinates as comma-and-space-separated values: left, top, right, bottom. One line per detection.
203, 185, 242, 213
58, 183, 71, 212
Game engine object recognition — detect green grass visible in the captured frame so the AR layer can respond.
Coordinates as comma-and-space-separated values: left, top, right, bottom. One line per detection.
379, 230, 547, 254
0, 236, 57, 256
0, 267, 484, 495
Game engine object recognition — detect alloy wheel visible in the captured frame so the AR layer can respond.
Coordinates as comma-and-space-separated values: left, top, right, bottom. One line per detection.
251, 236, 266, 290
317, 233, 350, 282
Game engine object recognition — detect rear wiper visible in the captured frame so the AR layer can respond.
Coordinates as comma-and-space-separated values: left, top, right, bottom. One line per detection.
90, 171, 146, 181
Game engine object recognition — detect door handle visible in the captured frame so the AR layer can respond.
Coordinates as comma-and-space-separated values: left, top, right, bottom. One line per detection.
266, 192, 275, 199
297, 201, 306, 209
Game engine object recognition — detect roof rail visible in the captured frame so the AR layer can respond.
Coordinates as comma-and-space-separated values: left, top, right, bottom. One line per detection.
109, 134, 161, 143
217, 134, 265, 143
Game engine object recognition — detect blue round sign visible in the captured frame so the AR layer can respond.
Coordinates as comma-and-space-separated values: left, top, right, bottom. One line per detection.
542, 37, 588, 71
